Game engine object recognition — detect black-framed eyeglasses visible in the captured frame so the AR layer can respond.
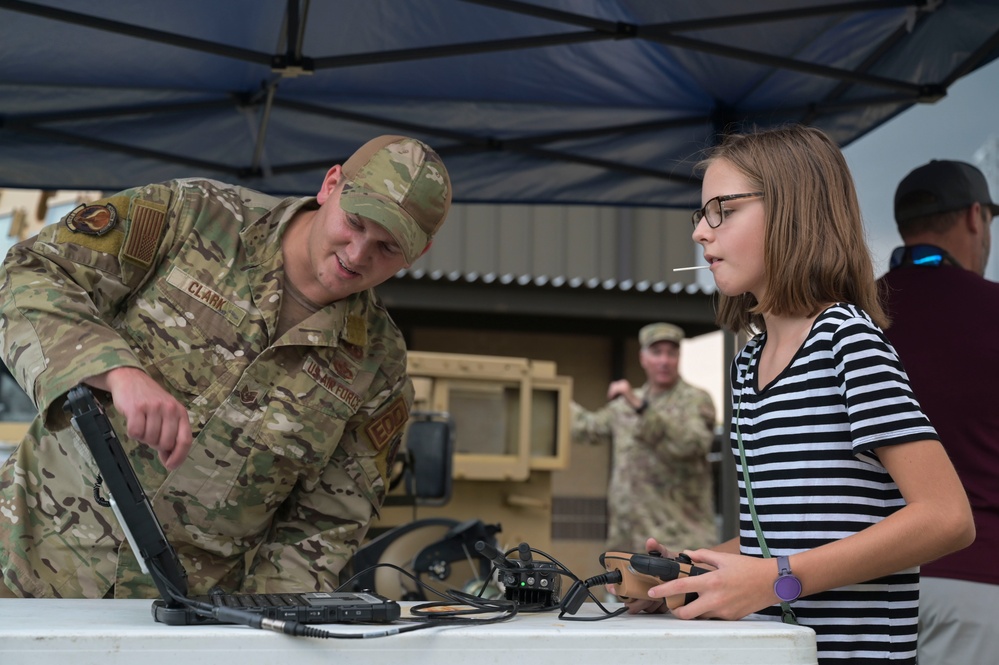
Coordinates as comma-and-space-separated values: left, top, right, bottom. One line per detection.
691, 192, 764, 230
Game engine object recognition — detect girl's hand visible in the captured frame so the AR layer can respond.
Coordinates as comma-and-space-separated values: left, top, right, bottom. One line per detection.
613, 588, 667, 615
606, 537, 674, 614
648, 549, 778, 621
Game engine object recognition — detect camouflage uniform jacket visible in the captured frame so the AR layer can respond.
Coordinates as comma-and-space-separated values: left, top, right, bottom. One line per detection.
0, 179, 413, 598
571, 379, 717, 553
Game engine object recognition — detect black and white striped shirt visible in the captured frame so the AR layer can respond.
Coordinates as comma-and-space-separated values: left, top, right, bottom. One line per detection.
731, 304, 936, 664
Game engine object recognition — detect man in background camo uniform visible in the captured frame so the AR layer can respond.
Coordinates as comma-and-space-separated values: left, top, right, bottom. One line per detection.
0, 135, 451, 598
571, 323, 718, 554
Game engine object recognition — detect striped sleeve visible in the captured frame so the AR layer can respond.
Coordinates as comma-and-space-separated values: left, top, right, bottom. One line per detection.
824, 311, 938, 452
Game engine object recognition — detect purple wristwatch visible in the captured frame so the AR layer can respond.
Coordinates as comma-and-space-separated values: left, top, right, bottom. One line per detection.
774, 555, 802, 603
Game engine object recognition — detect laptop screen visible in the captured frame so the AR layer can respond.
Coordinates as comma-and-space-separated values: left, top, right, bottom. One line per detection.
65, 385, 190, 603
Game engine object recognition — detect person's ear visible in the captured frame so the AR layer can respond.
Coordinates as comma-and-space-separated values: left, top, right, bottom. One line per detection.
964, 202, 983, 233
400, 240, 433, 269
316, 165, 343, 205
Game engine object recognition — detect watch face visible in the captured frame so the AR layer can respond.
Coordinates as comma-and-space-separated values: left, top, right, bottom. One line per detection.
775, 574, 802, 602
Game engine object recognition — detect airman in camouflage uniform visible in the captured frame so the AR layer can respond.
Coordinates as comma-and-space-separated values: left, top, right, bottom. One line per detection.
571, 323, 718, 554
0, 135, 451, 598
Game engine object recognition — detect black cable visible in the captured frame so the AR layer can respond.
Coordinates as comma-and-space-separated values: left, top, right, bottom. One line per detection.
557, 570, 629, 621
145, 561, 443, 639
336, 562, 453, 602
338, 554, 551, 621
409, 597, 519, 624
560, 604, 628, 621
337, 561, 520, 624
208, 606, 437, 639
145, 541, 621, 636
92, 474, 110, 507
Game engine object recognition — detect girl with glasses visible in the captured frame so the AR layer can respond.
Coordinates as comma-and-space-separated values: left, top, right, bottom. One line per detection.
618, 125, 974, 665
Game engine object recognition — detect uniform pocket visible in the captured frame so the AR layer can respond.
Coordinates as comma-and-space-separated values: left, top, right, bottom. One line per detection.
118, 273, 235, 397
332, 428, 383, 510
213, 385, 356, 533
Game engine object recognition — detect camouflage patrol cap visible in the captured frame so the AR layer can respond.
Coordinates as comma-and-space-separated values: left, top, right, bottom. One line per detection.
639, 322, 684, 348
339, 135, 452, 263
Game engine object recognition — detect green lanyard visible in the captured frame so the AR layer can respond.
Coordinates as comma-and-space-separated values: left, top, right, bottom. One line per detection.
736, 358, 799, 626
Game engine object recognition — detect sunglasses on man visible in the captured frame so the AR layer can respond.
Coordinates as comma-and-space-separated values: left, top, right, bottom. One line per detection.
889, 244, 958, 270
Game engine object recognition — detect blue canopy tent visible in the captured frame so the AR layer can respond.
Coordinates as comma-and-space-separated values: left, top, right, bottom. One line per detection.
3, 0, 999, 550
2, 0, 998, 208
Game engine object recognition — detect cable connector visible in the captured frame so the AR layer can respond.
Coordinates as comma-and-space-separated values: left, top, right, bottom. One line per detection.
583, 570, 623, 588
210, 606, 336, 639
211, 605, 265, 628
560, 569, 622, 615
259, 617, 333, 639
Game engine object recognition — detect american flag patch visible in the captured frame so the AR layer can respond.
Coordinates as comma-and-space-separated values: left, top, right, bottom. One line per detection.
122, 199, 167, 267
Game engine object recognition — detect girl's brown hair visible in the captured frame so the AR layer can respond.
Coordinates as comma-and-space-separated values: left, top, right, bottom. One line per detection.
697, 124, 887, 334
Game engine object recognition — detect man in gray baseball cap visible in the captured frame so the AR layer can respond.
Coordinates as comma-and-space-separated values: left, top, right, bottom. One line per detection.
889, 159, 997, 275
894, 159, 999, 227
879, 158, 999, 665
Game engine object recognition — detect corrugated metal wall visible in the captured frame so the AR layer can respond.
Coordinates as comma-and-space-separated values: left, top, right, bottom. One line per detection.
418, 203, 702, 285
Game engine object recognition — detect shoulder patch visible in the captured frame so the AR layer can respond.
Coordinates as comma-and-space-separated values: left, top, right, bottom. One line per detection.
122, 198, 167, 268
65, 202, 118, 236
53, 194, 133, 254
364, 396, 409, 451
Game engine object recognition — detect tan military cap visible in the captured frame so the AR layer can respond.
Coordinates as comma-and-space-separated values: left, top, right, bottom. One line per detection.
340, 135, 452, 264
639, 322, 684, 348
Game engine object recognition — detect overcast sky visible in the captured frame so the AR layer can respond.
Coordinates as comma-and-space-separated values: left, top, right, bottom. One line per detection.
843, 58, 999, 281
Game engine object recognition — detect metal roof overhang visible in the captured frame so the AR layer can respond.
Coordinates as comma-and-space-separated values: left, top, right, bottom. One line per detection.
380, 269, 720, 338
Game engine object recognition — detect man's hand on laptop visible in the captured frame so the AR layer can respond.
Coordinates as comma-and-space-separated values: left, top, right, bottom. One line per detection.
86, 367, 193, 470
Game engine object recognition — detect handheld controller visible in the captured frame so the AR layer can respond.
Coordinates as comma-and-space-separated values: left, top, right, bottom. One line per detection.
600, 551, 711, 610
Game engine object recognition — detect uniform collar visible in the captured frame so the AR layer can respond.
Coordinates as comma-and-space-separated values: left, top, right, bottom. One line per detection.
241, 196, 318, 268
